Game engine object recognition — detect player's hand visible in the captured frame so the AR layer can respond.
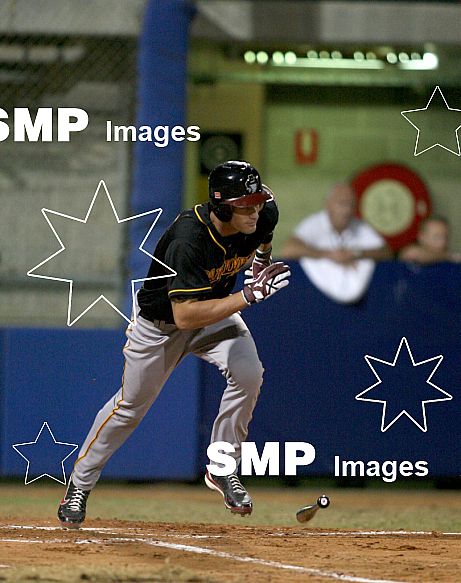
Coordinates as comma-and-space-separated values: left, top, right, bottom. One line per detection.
326, 249, 356, 264
242, 262, 291, 305
244, 248, 272, 284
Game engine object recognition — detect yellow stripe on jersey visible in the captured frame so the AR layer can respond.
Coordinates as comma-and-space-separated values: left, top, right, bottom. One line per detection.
168, 286, 211, 296
194, 205, 226, 255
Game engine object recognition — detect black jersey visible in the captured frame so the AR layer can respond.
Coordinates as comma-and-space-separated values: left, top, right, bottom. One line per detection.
137, 200, 278, 323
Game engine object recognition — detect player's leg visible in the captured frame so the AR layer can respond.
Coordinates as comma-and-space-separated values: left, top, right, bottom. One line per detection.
190, 314, 264, 515
58, 317, 189, 527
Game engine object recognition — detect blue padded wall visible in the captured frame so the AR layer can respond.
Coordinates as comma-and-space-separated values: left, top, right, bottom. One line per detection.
199, 262, 461, 478
127, 0, 194, 294
1, 329, 200, 480
2, 263, 460, 481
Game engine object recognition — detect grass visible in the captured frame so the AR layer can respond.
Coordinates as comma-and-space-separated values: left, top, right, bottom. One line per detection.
0, 563, 218, 583
1, 480, 461, 532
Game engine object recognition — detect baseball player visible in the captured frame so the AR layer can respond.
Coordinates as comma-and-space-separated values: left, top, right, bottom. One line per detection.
57, 161, 291, 527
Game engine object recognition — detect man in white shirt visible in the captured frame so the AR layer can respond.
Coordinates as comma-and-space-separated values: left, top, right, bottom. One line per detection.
281, 184, 391, 303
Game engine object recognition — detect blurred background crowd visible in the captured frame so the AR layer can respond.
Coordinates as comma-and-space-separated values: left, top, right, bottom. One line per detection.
1, 0, 461, 326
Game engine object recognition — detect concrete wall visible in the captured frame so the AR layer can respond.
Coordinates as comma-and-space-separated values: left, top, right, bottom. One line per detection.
186, 79, 265, 207
264, 98, 461, 255
0, 111, 130, 327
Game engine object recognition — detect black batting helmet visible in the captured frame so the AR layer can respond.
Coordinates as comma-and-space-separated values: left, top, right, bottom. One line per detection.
208, 161, 272, 222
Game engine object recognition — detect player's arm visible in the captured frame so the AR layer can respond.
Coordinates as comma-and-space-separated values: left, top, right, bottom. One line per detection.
281, 236, 330, 259
399, 244, 420, 262
258, 242, 272, 254
252, 200, 277, 263
166, 238, 248, 329
245, 200, 277, 277
171, 294, 247, 330
243, 242, 272, 273
172, 260, 291, 330
325, 245, 392, 264
167, 242, 247, 329
399, 244, 449, 264
281, 236, 361, 262
245, 242, 273, 277
352, 244, 393, 261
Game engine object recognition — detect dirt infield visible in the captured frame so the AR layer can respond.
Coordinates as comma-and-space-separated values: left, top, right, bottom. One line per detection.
0, 521, 460, 582
0, 484, 460, 582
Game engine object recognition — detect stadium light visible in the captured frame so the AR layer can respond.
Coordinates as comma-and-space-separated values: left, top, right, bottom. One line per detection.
244, 51, 256, 64
272, 51, 284, 65
256, 51, 269, 64
399, 52, 438, 70
241, 47, 437, 71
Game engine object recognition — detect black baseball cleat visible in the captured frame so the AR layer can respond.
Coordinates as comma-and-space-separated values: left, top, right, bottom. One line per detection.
205, 470, 253, 516
57, 479, 91, 529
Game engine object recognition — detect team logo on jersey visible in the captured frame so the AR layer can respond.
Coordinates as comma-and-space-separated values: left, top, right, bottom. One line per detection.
245, 174, 258, 193
206, 253, 253, 284
214, 191, 221, 199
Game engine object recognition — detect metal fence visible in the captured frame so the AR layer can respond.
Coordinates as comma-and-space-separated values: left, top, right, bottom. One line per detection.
0, 1, 144, 327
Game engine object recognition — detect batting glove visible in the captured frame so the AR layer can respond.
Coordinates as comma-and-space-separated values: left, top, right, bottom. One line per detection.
244, 247, 272, 285
242, 262, 291, 305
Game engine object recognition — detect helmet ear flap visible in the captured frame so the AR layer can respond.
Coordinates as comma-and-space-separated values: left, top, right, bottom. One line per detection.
210, 202, 233, 222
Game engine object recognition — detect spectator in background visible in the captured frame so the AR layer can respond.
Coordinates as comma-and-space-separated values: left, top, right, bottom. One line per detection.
399, 216, 461, 264
281, 183, 391, 303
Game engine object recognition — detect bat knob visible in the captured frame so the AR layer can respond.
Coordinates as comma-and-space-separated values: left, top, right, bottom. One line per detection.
317, 495, 330, 508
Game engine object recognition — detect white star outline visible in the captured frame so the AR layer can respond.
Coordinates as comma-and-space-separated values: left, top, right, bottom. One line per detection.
401, 85, 461, 156
12, 422, 78, 485
355, 337, 453, 433
26, 180, 176, 326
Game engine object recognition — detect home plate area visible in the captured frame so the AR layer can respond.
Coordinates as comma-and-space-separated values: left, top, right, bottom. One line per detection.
0, 521, 459, 583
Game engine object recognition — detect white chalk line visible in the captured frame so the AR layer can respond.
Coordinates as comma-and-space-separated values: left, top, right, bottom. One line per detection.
0, 535, 404, 583
5, 525, 460, 537
0, 529, 406, 583
132, 537, 406, 583
4, 525, 222, 539
2, 525, 460, 583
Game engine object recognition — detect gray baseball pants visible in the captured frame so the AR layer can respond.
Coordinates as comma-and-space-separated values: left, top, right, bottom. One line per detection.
72, 312, 264, 490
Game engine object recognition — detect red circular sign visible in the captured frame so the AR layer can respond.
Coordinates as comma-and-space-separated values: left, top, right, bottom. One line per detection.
351, 163, 431, 250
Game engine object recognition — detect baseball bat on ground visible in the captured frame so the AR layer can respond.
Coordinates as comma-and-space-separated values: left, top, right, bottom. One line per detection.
296, 495, 330, 523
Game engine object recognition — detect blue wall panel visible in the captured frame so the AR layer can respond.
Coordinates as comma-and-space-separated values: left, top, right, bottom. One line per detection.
1, 263, 460, 481
200, 262, 461, 478
128, 0, 194, 295
1, 329, 200, 480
